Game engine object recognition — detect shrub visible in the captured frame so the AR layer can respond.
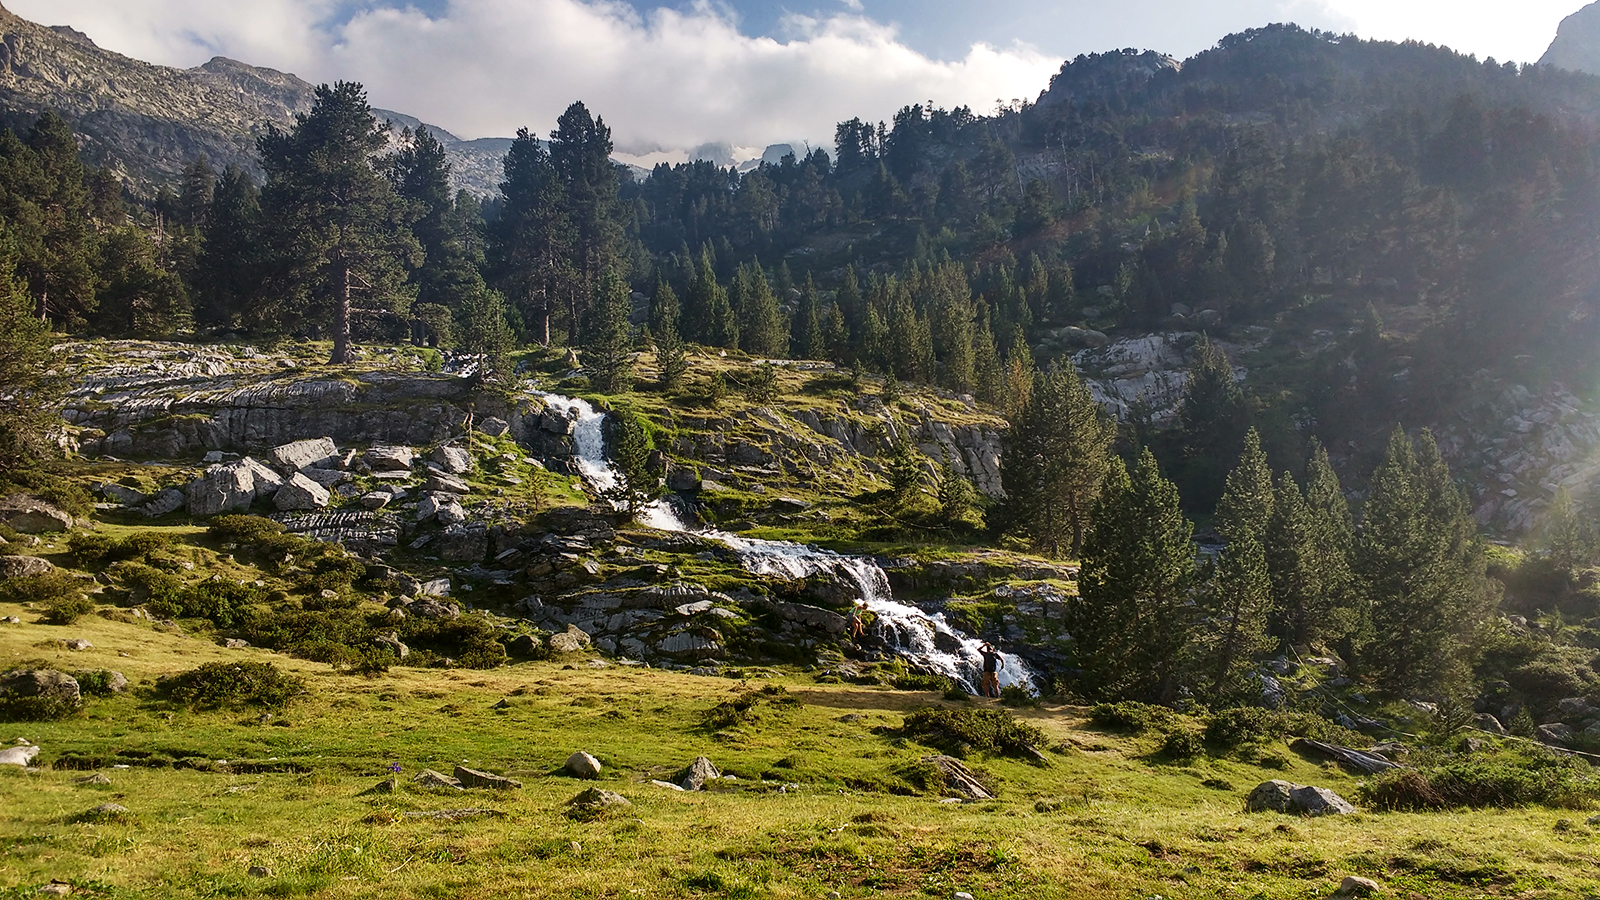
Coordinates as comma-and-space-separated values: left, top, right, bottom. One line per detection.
900, 707, 1048, 760
1090, 701, 1180, 734
108, 561, 184, 605
701, 685, 800, 729
1160, 728, 1203, 759
73, 530, 179, 568
0, 692, 79, 722
893, 673, 954, 693
0, 571, 87, 607
41, 593, 95, 625
207, 515, 286, 544
1360, 752, 1600, 810
156, 661, 305, 710
66, 532, 118, 566
147, 579, 265, 628
1204, 707, 1276, 749
999, 684, 1040, 708
71, 670, 121, 697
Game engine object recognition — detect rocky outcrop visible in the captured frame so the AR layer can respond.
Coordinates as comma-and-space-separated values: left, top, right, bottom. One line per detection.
0, 669, 82, 707
0, 495, 72, 533
1245, 780, 1356, 816
1542, 2, 1600, 75
0, 555, 52, 578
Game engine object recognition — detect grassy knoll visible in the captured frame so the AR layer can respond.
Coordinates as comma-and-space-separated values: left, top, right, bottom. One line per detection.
4, 612, 1600, 899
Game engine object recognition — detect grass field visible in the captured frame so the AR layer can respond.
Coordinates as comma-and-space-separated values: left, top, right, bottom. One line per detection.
5, 610, 1600, 900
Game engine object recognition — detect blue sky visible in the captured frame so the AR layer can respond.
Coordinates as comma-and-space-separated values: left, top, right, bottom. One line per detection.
10, 0, 1586, 157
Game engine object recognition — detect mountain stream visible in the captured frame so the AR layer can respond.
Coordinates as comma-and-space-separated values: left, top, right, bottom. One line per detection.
532, 392, 1039, 694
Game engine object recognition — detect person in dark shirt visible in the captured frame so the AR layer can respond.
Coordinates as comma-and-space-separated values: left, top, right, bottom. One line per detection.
978, 642, 1003, 698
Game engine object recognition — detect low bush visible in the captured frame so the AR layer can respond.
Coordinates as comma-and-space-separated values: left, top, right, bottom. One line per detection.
0, 692, 79, 722
999, 684, 1040, 708
701, 684, 800, 729
900, 707, 1048, 760
71, 669, 121, 697
1204, 707, 1365, 752
892, 673, 954, 693
68, 531, 175, 567
41, 593, 95, 625
207, 515, 286, 544
147, 578, 266, 629
156, 661, 305, 710
1090, 701, 1180, 734
1360, 751, 1600, 810
1160, 728, 1203, 759
0, 571, 87, 607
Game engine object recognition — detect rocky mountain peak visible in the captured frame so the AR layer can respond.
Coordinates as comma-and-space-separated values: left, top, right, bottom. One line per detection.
1035, 48, 1180, 108
1541, 2, 1600, 74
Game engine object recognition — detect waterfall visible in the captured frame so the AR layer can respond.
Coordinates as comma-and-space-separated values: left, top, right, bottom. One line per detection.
530, 391, 1038, 694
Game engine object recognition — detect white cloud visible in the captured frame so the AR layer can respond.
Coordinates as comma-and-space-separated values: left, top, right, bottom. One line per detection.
10, 0, 1061, 153
1304, 0, 1573, 64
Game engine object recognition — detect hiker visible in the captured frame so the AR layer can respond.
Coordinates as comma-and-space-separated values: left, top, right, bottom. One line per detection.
848, 602, 866, 640
979, 642, 1003, 698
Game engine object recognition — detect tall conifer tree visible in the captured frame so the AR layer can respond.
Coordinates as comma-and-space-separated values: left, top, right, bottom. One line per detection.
1000, 362, 1114, 558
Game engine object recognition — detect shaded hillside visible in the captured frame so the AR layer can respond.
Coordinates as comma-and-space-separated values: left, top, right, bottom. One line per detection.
0, 2, 506, 194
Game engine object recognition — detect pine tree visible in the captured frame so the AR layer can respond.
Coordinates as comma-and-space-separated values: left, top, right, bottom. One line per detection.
736, 263, 786, 357
1071, 450, 1196, 703
1000, 362, 1115, 558
972, 303, 1003, 405
0, 113, 98, 327
1266, 471, 1322, 649
193, 165, 264, 331
605, 407, 658, 514
0, 237, 58, 473
791, 274, 825, 360
549, 101, 625, 333
488, 127, 576, 346
650, 278, 688, 390
458, 286, 515, 383
1353, 427, 1487, 697
257, 82, 421, 363
884, 429, 925, 507
1544, 488, 1596, 571
392, 126, 487, 313
938, 453, 976, 523
1178, 335, 1251, 510
1200, 428, 1276, 699
1000, 325, 1034, 422
683, 249, 737, 348
585, 268, 634, 393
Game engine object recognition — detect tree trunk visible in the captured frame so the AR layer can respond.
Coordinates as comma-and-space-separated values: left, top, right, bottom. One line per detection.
330, 262, 352, 364
536, 300, 551, 347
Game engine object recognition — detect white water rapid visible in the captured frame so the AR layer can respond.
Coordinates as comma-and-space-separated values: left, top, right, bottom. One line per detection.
531, 391, 1039, 694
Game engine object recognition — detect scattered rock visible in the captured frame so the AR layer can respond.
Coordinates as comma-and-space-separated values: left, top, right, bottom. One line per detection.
359, 777, 397, 795
0, 555, 54, 579
365, 445, 416, 472
74, 773, 111, 785
478, 417, 510, 437
136, 488, 186, 517
434, 523, 488, 562
1337, 875, 1381, 896
1474, 713, 1506, 735
680, 756, 720, 791
565, 751, 602, 779
0, 494, 73, 533
565, 787, 631, 819
417, 578, 451, 596
64, 639, 93, 651
1, 669, 82, 708
426, 471, 471, 494
374, 632, 410, 660
79, 803, 129, 821
412, 768, 464, 790
922, 754, 995, 800
246, 866, 272, 878
223, 638, 250, 649
432, 445, 473, 474
453, 765, 522, 790
359, 491, 392, 510
1245, 780, 1356, 816
270, 437, 339, 472
650, 779, 686, 791
506, 634, 539, 657
185, 459, 266, 516
35, 882, 72, 896
1538, 723, 1575, 746
273, 472, 331, 511
406, 598, 460, 620
548, 624, 592, 654
0, 744, 41, 766
104, 671, 129, 693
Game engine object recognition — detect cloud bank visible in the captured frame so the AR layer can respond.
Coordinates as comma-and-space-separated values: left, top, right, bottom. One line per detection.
11, 0, 1061, 153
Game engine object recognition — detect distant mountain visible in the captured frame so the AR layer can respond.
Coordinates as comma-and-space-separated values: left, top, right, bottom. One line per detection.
0, 2, 508, 195
1542, 2, 1600, 75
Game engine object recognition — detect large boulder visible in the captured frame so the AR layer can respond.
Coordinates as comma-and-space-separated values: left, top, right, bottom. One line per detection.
0, 495, 72, 533
1245, 780, 1357, 816
565, 787, 630, 819
479, 417, 510, 437
432, 445, 472, 474
365, 445, 416, 472
565, 751, 603, 778
1538, 723, 1575, 746
137, 488, 186, 517
0, 744, 40, 766
0, 669, 82, 707
270, 437, 339, 473
453, 765, 521, 790
0, 556, 53, 579
273, 472, 331, 511
186, 459, 265, 515
238, 457, 285, 495
426, 471, 471, 494
680, 756, 720, 791
548, 624, 591, 653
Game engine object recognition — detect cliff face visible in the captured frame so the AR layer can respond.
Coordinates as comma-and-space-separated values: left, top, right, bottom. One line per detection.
1542, 2, 1600, 75
0, 3, 505, 194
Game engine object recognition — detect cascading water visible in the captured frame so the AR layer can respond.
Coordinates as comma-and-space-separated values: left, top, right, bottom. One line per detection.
531, 390, 1038, 694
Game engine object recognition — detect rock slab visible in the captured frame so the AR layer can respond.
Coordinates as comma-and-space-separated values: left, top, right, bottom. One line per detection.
273, 472, 331, 511
565, 751, 603, 779
1245, 780, 1357, 816
453, 765, 522, 790
0, 556, 53, 579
